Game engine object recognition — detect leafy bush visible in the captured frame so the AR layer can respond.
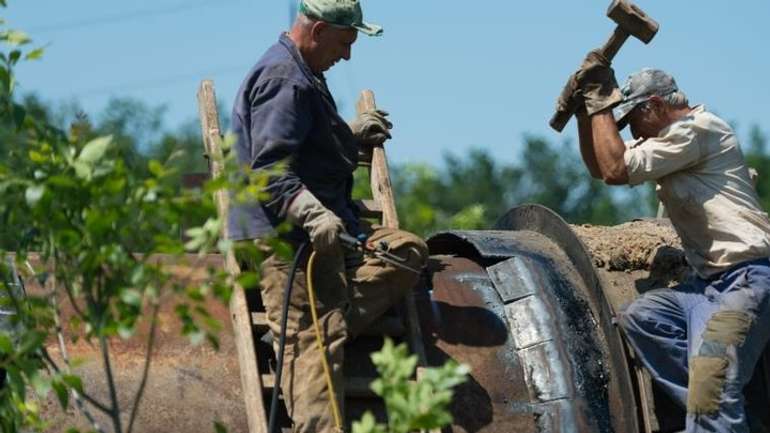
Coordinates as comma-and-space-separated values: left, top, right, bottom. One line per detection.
353, 338, 469, 433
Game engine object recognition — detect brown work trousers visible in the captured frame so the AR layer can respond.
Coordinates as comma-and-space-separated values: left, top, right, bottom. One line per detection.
253, 227, 427, 433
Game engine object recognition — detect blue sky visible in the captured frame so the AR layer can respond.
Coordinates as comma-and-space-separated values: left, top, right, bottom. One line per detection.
7, 0, 770, 165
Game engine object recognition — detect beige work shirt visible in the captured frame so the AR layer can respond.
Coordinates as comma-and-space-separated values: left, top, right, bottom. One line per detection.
624, 105, 770, 278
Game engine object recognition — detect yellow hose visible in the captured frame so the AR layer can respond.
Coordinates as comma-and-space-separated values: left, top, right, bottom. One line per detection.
306, 251, 343, 430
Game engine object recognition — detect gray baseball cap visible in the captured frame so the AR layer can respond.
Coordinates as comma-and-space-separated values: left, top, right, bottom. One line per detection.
299, 0, 383, 37
614, 68, 679, 129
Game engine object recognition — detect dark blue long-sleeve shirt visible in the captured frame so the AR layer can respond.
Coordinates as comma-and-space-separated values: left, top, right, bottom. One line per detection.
227, 34, 361, 242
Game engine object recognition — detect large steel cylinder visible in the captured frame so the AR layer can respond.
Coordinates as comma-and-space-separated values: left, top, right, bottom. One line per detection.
419, 204, 641, 433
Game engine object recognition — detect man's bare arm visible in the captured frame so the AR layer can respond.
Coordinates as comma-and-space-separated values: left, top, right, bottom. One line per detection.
576, 111, 602, 179
590, 111, 629, 184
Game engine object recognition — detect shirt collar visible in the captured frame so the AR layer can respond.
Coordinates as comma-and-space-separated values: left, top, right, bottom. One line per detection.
278, 33, 335, 103
279, 33, 324, 83
657, 104, 705, 138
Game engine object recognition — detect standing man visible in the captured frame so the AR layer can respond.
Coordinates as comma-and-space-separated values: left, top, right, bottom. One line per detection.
567, 53, 770, 432
228, 1, 427, 432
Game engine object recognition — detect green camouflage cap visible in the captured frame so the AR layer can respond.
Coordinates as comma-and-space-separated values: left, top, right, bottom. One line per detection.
299, 0, 383, 36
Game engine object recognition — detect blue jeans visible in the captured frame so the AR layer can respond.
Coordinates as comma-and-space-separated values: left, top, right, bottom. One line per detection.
619, 258, 770, 433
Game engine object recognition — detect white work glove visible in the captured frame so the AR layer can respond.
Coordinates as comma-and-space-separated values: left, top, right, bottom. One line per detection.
349, 109, 393, 148
286, 189, 345, 254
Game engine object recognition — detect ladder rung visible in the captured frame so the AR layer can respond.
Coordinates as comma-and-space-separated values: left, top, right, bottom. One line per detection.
361, 316, 406, 337
261, 374, 276, 388
252, 312, 269, 333
354, 199, 383, 219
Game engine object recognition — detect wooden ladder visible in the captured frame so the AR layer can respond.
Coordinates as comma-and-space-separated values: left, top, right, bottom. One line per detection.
197, 81, 429, 433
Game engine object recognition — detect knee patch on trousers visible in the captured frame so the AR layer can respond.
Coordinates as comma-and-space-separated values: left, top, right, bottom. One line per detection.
702, 310, 753, 346
687, 356, 728, 415
686, 310, 753, 415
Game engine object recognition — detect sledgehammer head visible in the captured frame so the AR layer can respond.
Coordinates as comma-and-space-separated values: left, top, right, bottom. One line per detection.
607, 0, 659, 44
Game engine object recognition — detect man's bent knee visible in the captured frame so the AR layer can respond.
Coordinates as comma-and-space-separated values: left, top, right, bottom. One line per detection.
687, 356, 728, 415
617, 290, 679, 332
368, 228, 428, 272
616, 297, 651, 334
686, 310, 754, 417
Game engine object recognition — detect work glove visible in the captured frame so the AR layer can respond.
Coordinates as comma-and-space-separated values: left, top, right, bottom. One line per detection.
554, 71, 585, 116
286, 189, 346, 255
576, 50, 623, 116
349, 109, 393, 148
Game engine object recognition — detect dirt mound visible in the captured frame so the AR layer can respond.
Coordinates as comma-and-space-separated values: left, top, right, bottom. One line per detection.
573, 218, 686, 274
571, 219, 691, 311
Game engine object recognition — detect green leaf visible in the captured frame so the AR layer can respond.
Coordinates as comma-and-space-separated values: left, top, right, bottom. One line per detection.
118, 323, 136, 339
8, 50, 20, 65
61, 374, 84, 394
28, 150, 47, 163
0, 334, 13, 353
120, 288, 142, 307
12, 103, 26, 129
17, 331, 46, 355
352, 412, 386, 433
24, 47, 45, 60
236, 272, 259, 290
148, 159, 164, 177
3, 30, 31, 46
7, 367, 25, 398
0, 67, 9, 93
213, 421, 228, 433
72, 161, 92, 180
52, 380, 69, 409
24, 185, 45, 205
77, 135, 112, 165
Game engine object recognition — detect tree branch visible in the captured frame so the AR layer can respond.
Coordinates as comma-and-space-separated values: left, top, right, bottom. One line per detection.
45, 274, 112, 428
53, 255, 87, 320
40, 349, 112, 418
99, 331, 122, 433
127, 302, 160, 433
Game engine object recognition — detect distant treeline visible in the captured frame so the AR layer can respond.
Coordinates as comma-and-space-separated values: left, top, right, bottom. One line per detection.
4, 94, 770, 238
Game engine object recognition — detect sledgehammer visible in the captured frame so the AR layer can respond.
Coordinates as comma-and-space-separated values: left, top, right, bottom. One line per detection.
549, 0, 659, 132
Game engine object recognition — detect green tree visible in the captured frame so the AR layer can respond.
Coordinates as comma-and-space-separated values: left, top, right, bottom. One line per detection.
388, 137, 656, 238
0, 9, 268, 432
516, 136, 653, 225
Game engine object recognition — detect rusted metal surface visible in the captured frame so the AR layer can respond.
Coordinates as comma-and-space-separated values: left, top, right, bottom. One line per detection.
21, 254, 251, 433
419, 255, 537, 433
423, 204, 640, 433
495, 204, 639, 433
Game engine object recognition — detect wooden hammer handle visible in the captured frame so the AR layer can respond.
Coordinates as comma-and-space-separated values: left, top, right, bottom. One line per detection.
600, 26, 631, 63
549, 26, 630, 132
356, 90, 400, 229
